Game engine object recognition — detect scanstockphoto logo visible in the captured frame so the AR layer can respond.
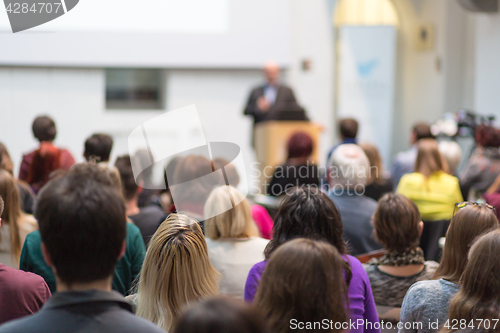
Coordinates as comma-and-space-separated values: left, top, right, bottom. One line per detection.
3, 0, 78, 33
128, 105, 249, 222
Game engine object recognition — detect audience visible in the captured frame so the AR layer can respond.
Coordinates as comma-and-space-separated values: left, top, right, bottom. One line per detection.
397, 139, 463, 261
20, 163, 146, 295
327, 118, 358, 161
245, 186, 380, 333
115, 155, 166, 246
443, 230, 500, 333
0, 196, 51, 325
173, 297, 270, 333
438, 141, 463, 176
399, 203, 499, 333
0, 170, 37, 267
327, 144, 382, 255
360, 143, 393, 201
267, 131, 319, 197
132, 214, 219, 332
254, 239, 348, 333
19, 116, 75, 193
84, 133, 114, 163
204, 186, 268, 299
0, 163, 163, 333
391, 122, 434, 188
213, 158, 240, 187
363, 193, 438, 307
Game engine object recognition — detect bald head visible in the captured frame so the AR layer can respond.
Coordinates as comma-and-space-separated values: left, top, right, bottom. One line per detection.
264, 61, 280, 85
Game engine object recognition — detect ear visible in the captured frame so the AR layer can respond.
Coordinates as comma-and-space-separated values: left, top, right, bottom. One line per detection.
418, 221, 424, 236
41, 243, 54, 267
118, 240, 126, 260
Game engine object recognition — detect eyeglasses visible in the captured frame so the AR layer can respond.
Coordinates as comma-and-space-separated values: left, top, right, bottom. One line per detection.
453, 201, 496, 217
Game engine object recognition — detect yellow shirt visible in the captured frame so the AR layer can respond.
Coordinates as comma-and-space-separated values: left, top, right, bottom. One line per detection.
396, 171, 463, 221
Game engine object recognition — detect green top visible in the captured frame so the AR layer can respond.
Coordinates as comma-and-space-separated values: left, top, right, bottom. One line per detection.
19, 223, 145, 296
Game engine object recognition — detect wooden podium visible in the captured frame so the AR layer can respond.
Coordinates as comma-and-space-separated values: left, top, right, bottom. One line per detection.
254, 121, 322, 193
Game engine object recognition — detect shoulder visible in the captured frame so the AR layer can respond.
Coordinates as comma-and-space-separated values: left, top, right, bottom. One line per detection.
24, 230, 42, 245
0, 264, 46, 287
248, 237, 270, 247
126, 222, 142, 237
405, 279, 444, 300
345, 255, 369, 279
19, 214, 38, 232
361, 195, 378, 208
249, 260, 267, 277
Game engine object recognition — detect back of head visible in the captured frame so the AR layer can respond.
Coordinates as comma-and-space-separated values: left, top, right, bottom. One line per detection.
32, 116, 56, 142
0, 143, 14, 175
438, 141, 462, 174
136, 214, 219, 331
287, 132, 314, 159
255, 238, 347, 333
447, 230, 500, 328
414, 139, 445, 178
328, 144, 370, 188
339, 118, 358, 139
412, 122, 434, 142
434, 204, 499, 283
84, 133, 113, 162
0, 169, 22, 260
264, 185, 345, 259
213, 158, 240, 187
359, 143, 383, 184
115, 155, 138, 202
204, 186, 257, 240
373, 193, 421, 252
36, 163, 126, 286
475, 124, 500, 148
173, 297, 270, 333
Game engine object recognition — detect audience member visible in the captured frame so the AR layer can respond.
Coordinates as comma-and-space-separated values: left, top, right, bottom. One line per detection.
459, 124, 500, 199
115, 155, 165, 246
443, 230, 500, 333
0, 163, 163, 333
0, 143, 35, 214
0, 197, 51, 325
327, 144, 382, 255
254, 239, 348, 333
213, 158, 240, 187
132, 214, 219, 332
20, 163, 146, 295
84, 133, 114, 163
363, 193, 438, 307
204, 186, 268, 299
0, 170, 37, 267
399, 203, 499, 333
327, 118, 358, 161
173, 297, 270, 333
19, 116, 75, 193
267, 132, 319, 197
438, 141, 462, 176
245, 186, 380, 333
360, 143, 393, 201
391, 122, 434, 187
397, 139, 463, 261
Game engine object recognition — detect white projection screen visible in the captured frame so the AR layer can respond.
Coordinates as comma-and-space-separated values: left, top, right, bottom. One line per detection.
0, 0, 291, 67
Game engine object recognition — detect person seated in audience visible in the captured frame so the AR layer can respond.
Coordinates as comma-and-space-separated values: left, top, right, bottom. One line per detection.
254, 239, 348, 333
115, 155, 166, 246
0, 163, 163, 333
0, 170, 37, 268
460, 124, 500, 199
399, 203, 499, 333
213, 158, 240, 188
397, 139, 463, 261
443, 230, 500, 333
172, 297, 270, 333
245, 186, 380, 333
438, 141, 462, 176
326, 118, 358, 162
327, 144, 382, 255
360, 143, 393, 201
204, 186, 269, 299
131, 214, 219, 332
83, 133, 114, 163
19, 116, 75, 193
391, 122, 434, 188
0, 197, 51, 325
20, 163, 146, 296
267, 132, 319, 197
363, 193, 438, 307
0, 144, 35, 214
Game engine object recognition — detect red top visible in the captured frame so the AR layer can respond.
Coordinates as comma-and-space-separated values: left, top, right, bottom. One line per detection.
0, 263, 51, 324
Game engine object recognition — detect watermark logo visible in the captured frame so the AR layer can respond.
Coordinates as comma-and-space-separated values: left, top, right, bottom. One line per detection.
3, 0, 78, 33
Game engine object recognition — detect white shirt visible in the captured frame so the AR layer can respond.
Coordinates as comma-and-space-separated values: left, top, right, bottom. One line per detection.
205, 237, 269, 299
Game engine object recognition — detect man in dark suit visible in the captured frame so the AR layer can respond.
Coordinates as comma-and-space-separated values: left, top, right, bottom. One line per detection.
244, 62, 299, 144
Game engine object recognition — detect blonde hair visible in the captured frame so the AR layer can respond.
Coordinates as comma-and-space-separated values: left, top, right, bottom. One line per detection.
204, 186, 258, 240
0, 169, 23, 263
415, 139, 449, 178
136, 214, 219, 331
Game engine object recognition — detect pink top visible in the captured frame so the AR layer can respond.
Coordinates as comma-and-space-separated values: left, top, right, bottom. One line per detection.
251, 205, 273, 240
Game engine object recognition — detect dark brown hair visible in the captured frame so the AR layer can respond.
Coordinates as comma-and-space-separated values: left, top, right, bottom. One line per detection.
255, 238, 348, 333
32, 116, 56, 142
0, 169, 23, 261
412, 122, 434, 141
213, 158, 240, 187
115, 155, 138, 201
433, 205, 499, 283
84, 133, 114, 162
339, 118, 358, 139
373, 193, 421, 252
475, 124, 500, 148
287, 132, 314, 159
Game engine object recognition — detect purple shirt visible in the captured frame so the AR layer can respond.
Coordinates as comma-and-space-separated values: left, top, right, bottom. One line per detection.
244, 255, 380, 333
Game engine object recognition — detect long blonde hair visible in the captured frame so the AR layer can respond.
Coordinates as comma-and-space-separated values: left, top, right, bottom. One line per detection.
0, 169, 23, 262
204, 186, 258, 240
136, 214, 219, 331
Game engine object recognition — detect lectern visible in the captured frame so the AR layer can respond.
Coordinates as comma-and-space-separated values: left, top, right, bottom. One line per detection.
254, 121, 322, 193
